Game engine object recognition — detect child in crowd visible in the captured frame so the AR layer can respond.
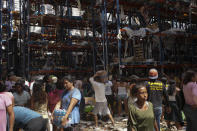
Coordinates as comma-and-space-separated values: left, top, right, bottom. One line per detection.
116, 78, 128, 116
105, 75, 114, 115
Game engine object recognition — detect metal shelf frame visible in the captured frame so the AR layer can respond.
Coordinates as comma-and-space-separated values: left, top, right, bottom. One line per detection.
1, 0, 197, 79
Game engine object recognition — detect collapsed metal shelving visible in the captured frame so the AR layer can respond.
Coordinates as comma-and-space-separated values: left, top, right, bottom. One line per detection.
1, 0, 197, 79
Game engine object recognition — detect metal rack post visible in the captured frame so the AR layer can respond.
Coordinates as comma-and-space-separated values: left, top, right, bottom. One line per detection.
27, 0, 30, 80
104, 0, 109, 74
101, 0, 107, 70
157, 3, 164, 73
91, 1, 97, 73
116, 0, 122, 75
66, 0, 72, 45
8, 0, 13, 38
0, 0, 2, 79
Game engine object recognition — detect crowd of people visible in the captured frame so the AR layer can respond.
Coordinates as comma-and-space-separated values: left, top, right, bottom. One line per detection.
0, 69, 197, 131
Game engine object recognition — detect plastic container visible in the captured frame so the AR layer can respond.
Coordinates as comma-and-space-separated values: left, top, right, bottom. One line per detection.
53, 109, 72, 128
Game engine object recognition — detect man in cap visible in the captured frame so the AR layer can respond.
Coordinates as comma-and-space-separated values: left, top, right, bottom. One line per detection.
146, 68, 170, 131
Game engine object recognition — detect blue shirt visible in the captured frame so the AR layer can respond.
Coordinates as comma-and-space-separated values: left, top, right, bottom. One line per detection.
14, 106, 41, 127
61, 88, 81, 125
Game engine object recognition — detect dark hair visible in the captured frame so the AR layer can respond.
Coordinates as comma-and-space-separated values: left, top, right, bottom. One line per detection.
17, 79, 25, 86
130, 78, 137, 84
161, 77, 167, 84
62, 76, 75, 83
94, 75, 108, 83
56, 79, 64, 90
94, 70, 107, 83
0, 82, 6, 92
32, 81, 47, 104
168, 80, 176, 95
182, 70, 196, 85
43, 75, 50, 83
131, 82, 146, 96
94, 76, 103, 83
8, 72, 15, 78
15, 80, 23, 87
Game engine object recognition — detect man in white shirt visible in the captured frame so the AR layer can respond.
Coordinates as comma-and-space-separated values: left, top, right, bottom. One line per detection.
89, 70, 115, 127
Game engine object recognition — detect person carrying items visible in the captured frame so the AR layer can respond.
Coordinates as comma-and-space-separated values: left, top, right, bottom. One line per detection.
89, 70, 115, 127
52, 76, 81, 131
146, 68, 170, 131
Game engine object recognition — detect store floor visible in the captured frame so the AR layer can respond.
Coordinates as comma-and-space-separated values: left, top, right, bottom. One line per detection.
78, 116, 186, 131
79, 116, 127, 131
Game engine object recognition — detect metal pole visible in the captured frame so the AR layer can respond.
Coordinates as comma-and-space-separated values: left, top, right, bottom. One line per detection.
19, 0, 24, 77
189, 4, 192, 32
27, 0, 30, 80
128, 11, 131, 27
91, 1, 97, 73
101, 2, 106, 70
157, 3, 164, 73
60, 3, 64, 42
8, 0, 11, 38
0, 0, 2, 79
116, 0, 122, 75
22, 0, 26, 78
66, 0, 73, 67
104, 0, 109, 74
66, 0, 72, 45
